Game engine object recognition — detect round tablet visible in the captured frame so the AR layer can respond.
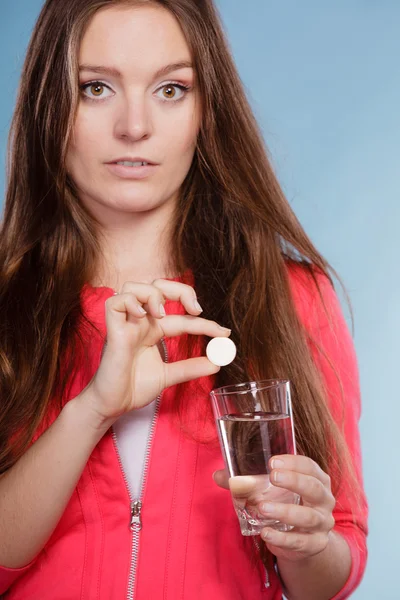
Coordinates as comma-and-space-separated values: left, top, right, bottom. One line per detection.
206, 337, 237, 367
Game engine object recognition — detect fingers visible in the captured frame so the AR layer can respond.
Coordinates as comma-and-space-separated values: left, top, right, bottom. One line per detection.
165, 356, 221, 387
110, 283, 166, 320
268, 469, 334, 508
106, 291, 150, 323
268, 455, 335, 509
212, 469, 230, 490
151, 279, 203, 314
260, 527, 330, 557
157, 314, 231, 339
115, 280, 205, 318
228, 475, 262, 497
269, 455, 331, 488
104, 282, 231, 368
258, 501, 335, 532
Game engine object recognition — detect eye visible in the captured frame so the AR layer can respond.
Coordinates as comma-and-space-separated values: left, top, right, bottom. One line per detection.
155, 83, 190, 101
80, 81, 113, 100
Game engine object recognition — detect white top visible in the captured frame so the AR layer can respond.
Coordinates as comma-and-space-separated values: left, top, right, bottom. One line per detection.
113, 399, 157, 500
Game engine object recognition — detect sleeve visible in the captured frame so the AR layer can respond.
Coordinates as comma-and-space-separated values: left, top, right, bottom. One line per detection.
0, 559, 36, 594
289, 265, 368, 600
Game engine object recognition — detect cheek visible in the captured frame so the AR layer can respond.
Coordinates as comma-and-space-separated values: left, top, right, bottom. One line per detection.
165, 113, 200, 159
161, 94, 201, 152
68, 111, 100, 164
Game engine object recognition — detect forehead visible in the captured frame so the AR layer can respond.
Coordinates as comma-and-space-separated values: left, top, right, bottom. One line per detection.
79, 5, 193, 76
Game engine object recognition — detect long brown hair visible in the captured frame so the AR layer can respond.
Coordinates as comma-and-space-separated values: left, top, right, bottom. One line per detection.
0, 0, 360, 568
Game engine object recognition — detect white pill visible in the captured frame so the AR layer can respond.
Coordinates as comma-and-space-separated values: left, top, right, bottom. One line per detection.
206, 337, 237, 367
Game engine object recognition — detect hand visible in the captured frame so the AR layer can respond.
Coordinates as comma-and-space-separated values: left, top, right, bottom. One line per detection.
213, 454, 336, 562
79, 279, 231, 424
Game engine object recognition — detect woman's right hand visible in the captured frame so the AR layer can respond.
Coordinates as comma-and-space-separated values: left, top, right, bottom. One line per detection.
78, 279, 231, 427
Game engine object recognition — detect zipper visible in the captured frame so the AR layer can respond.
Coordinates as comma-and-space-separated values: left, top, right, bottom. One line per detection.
253, 537, 270, 589
130, 500, 142, 530
112, 337, 168, 600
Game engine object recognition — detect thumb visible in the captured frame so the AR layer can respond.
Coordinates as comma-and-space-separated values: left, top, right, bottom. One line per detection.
212, 468, 230, 490
165, 357, 220, 387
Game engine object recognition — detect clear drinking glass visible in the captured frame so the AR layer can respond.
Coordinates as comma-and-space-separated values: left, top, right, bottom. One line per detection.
210, 379, 300, 536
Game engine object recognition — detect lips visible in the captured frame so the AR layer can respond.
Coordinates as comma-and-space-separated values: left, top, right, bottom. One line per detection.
105, 162, 158, 180
107, 157, 158, 165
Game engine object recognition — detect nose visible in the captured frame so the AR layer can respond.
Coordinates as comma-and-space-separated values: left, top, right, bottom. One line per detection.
114, 94, 152, 142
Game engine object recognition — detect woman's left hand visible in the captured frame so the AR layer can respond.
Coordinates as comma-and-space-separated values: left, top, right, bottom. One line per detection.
213, 454, 336, 563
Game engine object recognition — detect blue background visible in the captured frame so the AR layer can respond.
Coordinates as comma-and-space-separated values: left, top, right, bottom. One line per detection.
1, 1, 398, 597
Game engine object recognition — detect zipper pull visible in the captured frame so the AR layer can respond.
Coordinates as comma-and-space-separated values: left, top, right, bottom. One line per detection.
130, 500, 142, 531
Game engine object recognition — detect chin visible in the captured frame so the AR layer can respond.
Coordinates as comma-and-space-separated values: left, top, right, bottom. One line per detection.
104, 194, 167, 213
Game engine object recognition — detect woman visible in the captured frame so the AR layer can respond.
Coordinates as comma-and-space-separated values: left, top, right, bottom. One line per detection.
0, 0, 368, 598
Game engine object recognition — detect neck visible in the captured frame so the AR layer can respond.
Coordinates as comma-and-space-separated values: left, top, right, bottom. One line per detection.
91, 203, 179, 290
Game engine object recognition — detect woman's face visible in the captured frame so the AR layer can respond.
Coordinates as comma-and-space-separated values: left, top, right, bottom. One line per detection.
66, 4, 201, 223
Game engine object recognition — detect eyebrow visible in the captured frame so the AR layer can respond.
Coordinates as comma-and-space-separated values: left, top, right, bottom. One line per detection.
78, 61, 193, 80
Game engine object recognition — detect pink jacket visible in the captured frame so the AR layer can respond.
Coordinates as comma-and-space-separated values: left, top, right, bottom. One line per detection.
0, 266, 368, 599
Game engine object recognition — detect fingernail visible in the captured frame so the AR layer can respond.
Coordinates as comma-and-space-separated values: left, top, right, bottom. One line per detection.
273, 471, 283, 483
261, 503, 275, 514
138, 305, 147, 314
271, 459, 285, 469
261, 529, 272, 541
159, 304, 166, 316
193, 299, 203, 312
218, 325, 231, 332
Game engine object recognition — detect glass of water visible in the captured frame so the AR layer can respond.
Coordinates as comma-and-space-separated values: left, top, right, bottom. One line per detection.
210, 379, 300, 536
